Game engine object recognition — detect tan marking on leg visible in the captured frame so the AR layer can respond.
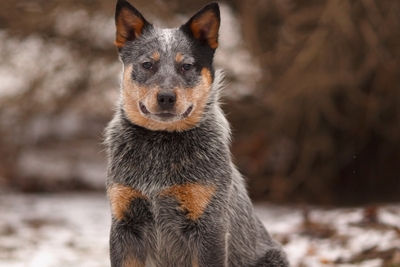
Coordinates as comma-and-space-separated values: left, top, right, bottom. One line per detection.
175, 53, 183, 63
108, 184, 146, 221
160, 183, 216, 220
192, 259, 199, 267
123, 257, 145, 267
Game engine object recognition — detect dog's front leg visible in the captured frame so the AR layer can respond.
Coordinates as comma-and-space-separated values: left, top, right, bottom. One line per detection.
108, 185, 152, 267
160, 183, 228, 266
194, 223, 229, 267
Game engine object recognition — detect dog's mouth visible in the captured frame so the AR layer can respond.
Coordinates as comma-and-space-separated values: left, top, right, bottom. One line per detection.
181, 105, 194, 117
139, 102, 150, 115
156, 112, 175, 118
139, 102, 193, 121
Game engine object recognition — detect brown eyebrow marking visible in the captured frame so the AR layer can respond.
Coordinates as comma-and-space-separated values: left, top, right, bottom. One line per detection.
152, 51, 160, 61
107, 184, 147, 221
160, 183, 216, 220
175, 53, 184, 63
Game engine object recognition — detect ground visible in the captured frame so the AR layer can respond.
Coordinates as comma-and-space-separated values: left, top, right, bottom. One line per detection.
0, 193, 399, 267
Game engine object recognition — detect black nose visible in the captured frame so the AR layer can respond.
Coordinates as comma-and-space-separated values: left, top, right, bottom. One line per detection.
157, 92, 176, 109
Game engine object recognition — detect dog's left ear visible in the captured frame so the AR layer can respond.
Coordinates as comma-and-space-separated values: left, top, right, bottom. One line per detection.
114, 0, 152, 49
181, 2, 220, 49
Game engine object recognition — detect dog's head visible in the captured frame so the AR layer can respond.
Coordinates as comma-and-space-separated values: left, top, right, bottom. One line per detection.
115, 0, 220, 132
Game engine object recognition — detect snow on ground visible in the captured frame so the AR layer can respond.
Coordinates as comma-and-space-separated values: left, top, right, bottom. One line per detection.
0, 193, 399, 267
0, 193, 110, 267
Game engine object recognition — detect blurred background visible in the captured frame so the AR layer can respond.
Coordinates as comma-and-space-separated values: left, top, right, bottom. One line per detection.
0, 0, 399, 205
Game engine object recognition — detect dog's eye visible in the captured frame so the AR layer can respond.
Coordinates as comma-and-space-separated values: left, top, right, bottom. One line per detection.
142, 62, 153, 70
182, 64, 192, 71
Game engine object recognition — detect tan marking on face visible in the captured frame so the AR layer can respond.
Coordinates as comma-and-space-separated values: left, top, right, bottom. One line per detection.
115, 9, 145, 48
177, 67, 212, 128
152, 52, 160, 61
160, 183, 216, 220
189, 12, 219, 49
168, 67, 212, 131
123, 65, 160, 128
107, 184, 146, 221
122, 65, 212, 132
175, 53, 184, 63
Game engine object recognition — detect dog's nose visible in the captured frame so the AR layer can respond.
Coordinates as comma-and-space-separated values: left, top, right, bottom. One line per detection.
157, 92, 176, 109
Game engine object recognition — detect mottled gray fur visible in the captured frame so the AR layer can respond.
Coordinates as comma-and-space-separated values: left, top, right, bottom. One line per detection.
105, 1, 290, 266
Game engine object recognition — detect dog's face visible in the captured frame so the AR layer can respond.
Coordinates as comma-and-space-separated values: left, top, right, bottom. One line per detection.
115, 0, 220, 132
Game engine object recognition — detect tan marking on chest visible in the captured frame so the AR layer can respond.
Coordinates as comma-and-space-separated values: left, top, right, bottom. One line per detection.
108, 184, 146, 221
160, 183, 216, 220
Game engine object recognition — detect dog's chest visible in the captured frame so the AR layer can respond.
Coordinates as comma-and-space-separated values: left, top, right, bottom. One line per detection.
147, 182, 216, 221
140, 185, 212, 266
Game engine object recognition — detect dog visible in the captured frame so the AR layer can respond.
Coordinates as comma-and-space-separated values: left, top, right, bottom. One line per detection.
104, 0, 290, 266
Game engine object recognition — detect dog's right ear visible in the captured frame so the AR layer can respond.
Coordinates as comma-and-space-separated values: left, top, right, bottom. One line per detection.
180, 2, 220, 49
115, 0, 151, 49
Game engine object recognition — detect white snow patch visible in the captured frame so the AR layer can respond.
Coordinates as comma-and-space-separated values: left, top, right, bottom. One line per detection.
0, 194, 399, 267
255, 203, 400, 267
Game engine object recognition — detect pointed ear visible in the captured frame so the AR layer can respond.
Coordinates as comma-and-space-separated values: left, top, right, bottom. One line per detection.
114, 0, 151, 49
181, 2, 220, 49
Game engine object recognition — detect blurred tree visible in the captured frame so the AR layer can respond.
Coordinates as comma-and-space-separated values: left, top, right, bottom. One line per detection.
227, 0, 400, 204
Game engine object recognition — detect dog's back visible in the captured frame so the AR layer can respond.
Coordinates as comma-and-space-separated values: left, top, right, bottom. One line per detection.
105, 1, 289, 266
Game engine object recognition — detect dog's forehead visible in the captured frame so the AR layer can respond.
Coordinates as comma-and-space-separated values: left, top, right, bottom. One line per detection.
121, 27, 192, 63
154, 28, 191, 54
159, 28, 176, 48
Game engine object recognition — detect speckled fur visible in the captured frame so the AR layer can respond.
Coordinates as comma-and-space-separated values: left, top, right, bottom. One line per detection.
105, 1, 289, 266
